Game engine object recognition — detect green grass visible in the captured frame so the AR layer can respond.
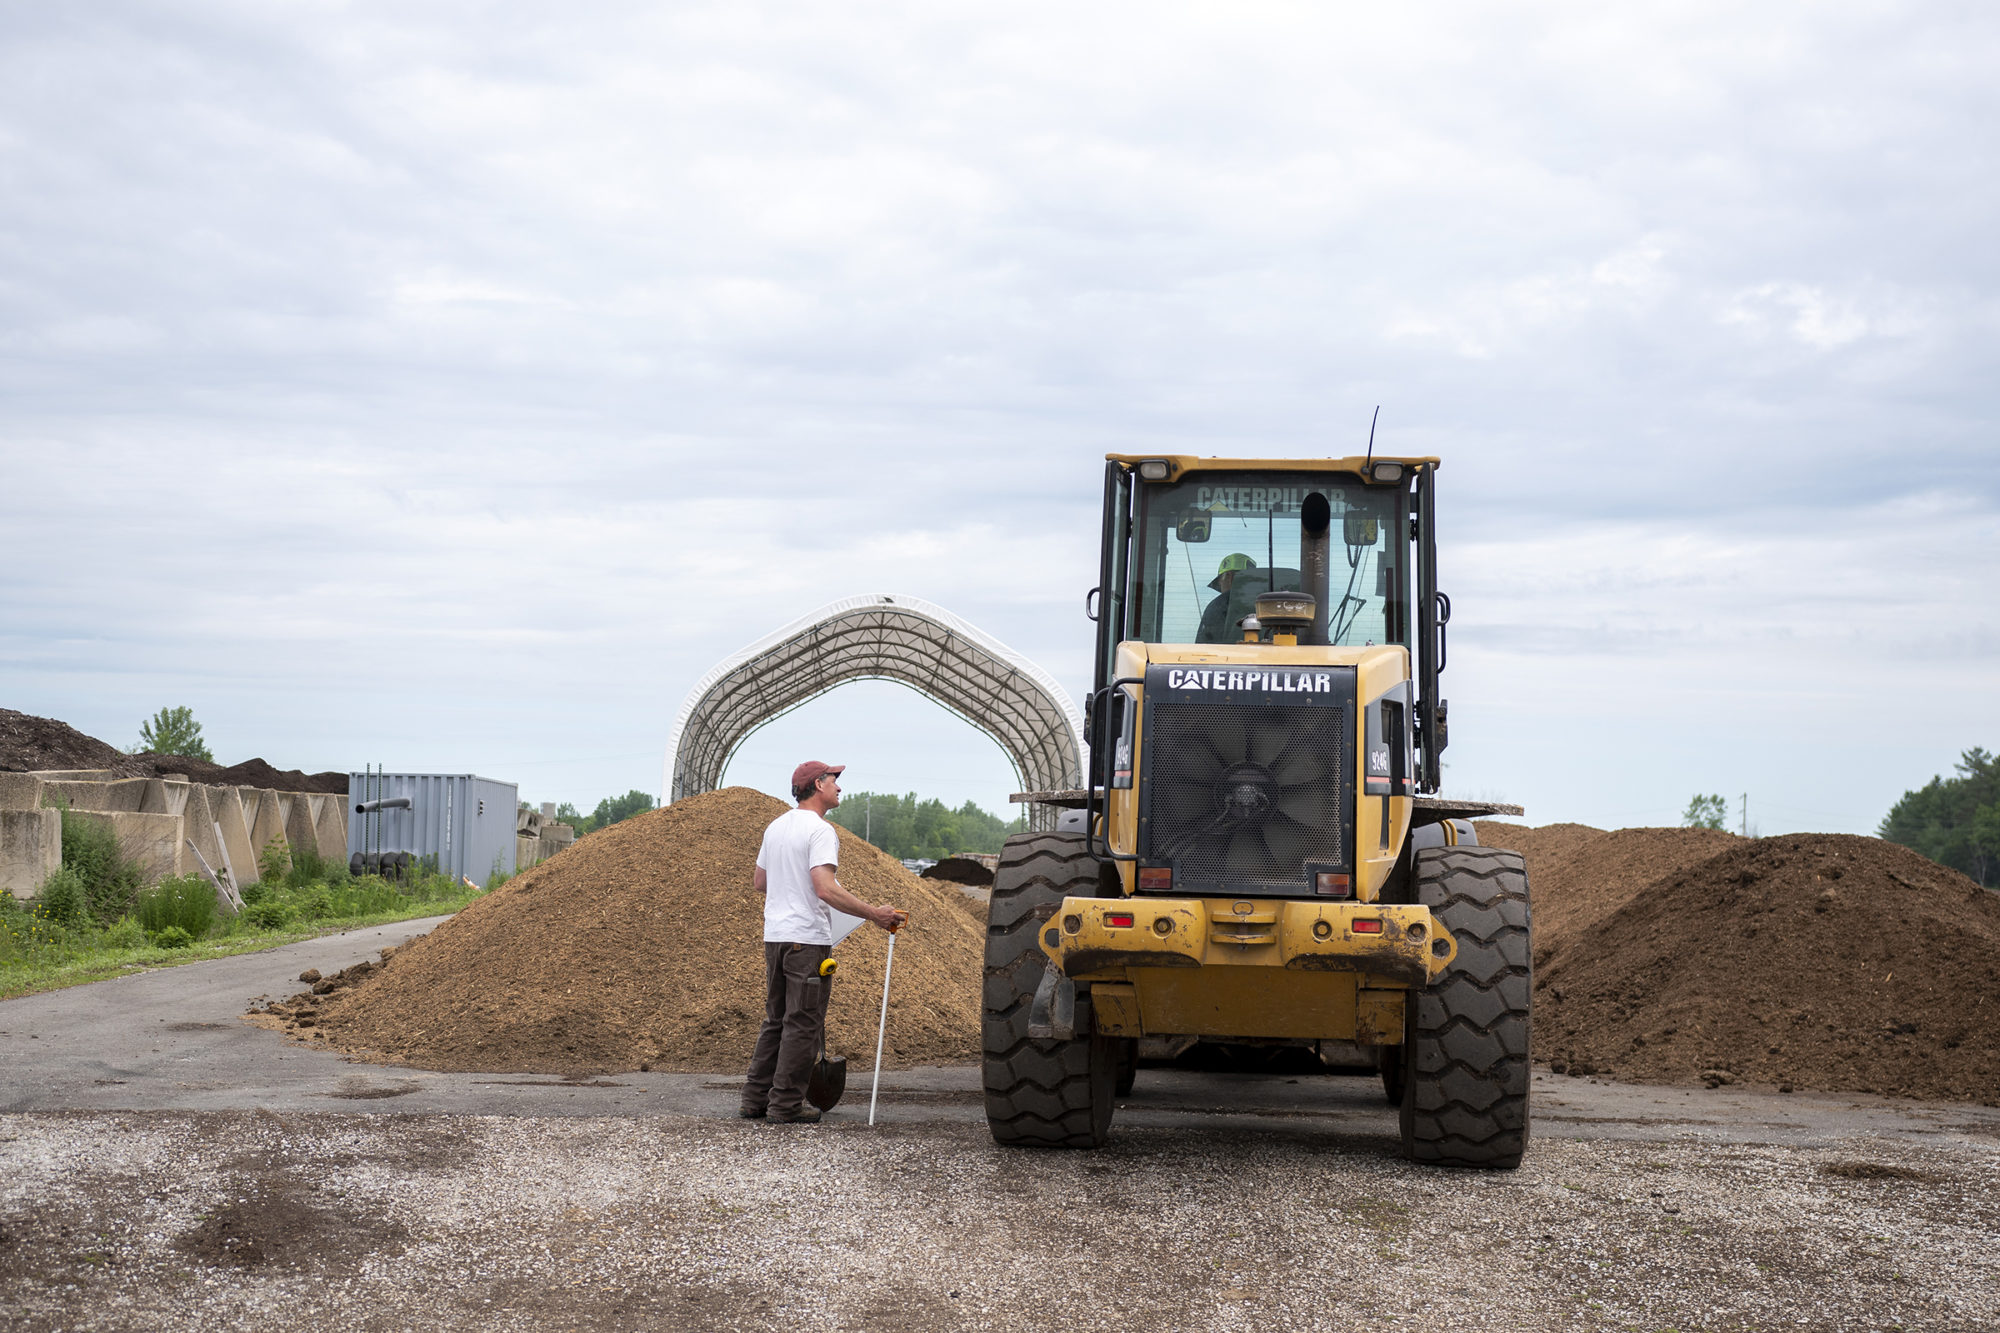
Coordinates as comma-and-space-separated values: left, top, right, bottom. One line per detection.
0, 871, 494, 1001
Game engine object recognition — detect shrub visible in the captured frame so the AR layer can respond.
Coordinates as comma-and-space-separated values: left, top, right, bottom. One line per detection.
136, 875, 218, 939
153, 925, 194, 949
58, 811, 147, 924
101, 915, 146, 950
37, 866, 91, 930
242, 901, 291, 931
239, 881, 270, 906
256, 837, 291, 885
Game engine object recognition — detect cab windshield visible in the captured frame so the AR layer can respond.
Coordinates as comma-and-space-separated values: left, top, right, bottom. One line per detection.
1128, 471, 1409, 647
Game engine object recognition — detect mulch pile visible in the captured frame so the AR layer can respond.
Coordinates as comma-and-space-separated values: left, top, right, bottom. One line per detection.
1478, 822, 2000, 1103
921, 856, 995, 888
254, 787, 987, 1075
0, 708, 345, 793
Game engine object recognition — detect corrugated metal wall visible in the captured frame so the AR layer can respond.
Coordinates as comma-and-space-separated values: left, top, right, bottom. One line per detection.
346, 772, 518, 882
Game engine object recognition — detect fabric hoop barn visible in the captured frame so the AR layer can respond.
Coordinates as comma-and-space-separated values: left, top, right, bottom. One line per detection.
664, 595, 1084, 831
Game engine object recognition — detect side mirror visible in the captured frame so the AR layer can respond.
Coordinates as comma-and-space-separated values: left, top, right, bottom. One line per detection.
1343, 512, 1379, 547
1176, 514, 1211, 543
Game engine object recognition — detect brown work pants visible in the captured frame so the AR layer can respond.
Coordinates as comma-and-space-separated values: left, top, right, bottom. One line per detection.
742, 941, 833, 1116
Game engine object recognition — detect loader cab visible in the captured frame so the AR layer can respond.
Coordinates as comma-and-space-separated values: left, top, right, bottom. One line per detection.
1090, 456, 1449, 795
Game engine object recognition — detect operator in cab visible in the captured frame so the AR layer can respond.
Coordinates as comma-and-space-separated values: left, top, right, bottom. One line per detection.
1197, 552, 1270, 643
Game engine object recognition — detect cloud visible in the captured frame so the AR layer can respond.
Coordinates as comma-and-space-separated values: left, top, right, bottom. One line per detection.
0, 0, 1995, 829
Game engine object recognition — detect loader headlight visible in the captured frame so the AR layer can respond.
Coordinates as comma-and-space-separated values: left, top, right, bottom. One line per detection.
1137, 460, 1171, 481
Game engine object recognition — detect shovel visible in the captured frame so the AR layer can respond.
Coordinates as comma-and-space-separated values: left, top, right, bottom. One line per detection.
807, 957, 846, 1111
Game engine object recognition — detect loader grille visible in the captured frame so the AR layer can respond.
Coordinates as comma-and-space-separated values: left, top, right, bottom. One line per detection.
1137, 665, 1355, 897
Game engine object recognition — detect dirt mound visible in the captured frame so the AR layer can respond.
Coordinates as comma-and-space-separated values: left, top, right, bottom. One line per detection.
0, 708, 139, 775
1475, 821, 1740, 954
255, 788, 987, 1075
146, 754, 347, 794
0, 708, 346, 792
921, 856, 995, 887
1527, 832, 2000, 1103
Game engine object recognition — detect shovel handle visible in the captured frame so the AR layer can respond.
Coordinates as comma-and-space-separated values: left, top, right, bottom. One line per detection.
868, 930, 897, 1126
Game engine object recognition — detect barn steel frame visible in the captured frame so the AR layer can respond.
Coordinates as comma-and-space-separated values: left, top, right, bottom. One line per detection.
664, 595, 1083, 830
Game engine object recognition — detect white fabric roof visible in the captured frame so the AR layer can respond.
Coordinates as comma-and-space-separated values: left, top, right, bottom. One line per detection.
663, 595, 1084, 824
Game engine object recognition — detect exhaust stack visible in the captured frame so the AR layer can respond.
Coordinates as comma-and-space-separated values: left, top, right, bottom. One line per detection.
1300, 490, 1332, 645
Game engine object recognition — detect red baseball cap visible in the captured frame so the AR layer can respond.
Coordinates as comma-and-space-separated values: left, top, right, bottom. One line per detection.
791, 760, 845, 793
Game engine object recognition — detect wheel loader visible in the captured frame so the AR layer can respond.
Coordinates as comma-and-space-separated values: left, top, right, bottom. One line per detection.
988, 454, 1532, 1167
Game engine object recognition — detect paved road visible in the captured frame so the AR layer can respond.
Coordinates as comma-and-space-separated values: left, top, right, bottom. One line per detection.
6, 926, 2000, 1332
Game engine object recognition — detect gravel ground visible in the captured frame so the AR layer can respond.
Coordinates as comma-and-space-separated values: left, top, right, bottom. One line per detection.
4, 1101, 1997, 1332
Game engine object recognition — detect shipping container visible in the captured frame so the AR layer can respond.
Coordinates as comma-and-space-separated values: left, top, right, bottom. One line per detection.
345, 772, 518, 883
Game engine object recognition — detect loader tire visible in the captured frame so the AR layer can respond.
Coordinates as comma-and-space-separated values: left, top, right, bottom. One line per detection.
1400, 845, 1531, 1169
1113, 1038, 1138, 1098
982, 831, 1117, 1148
1378, 1042, 1406, 1106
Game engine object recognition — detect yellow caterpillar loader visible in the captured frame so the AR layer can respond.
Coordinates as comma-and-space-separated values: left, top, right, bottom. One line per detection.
988, 454, 1532, 1167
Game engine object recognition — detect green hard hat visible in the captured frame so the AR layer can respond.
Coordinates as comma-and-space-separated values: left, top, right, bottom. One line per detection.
1209, 553, 1256, 590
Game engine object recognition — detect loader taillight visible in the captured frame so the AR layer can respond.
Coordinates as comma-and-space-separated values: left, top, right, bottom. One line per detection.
1315, 873, 1351, 897
1104, 913, 1135, 929
1138, 866, 1173, 891
1352, 919, 1383, 934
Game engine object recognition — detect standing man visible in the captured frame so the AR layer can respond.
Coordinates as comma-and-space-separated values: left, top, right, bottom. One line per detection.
742, 761, 905, 1124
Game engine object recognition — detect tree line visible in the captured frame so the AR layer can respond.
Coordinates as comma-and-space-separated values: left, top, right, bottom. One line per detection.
824, 791, 1025, 861
553, 790, 656, 837
1880, 748, 1999, 888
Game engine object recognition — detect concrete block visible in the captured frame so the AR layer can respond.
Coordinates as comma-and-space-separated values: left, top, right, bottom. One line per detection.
0, 808, 61, 899
0, 774, 45, 812
139, 779, 184, 816
41, 780, 113, 812
516, 834, 539, 870
283, 795, 318, 870
25, 769, 122, 781
178, 785, 225, 885
312, 794, 347, 865
247, 790, 288, 869
67, 810, 185, 886
206, 786, 259, 887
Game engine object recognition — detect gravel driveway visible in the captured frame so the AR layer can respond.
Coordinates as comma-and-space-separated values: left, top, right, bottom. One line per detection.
4, 925, 1998, 1331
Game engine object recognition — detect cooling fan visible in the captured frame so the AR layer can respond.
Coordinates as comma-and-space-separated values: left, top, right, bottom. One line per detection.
1149, 704, 1342, 886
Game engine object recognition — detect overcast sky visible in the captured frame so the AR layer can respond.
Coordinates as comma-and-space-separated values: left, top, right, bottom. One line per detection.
2, 1, 1995, 835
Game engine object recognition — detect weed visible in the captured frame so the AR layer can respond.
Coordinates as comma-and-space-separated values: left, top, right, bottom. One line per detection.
256, 836, 291, 885
58, 810, 146, 925
242, 901, 291, 931
101, 916, 146, 950
286, 846, 343, 888
153, 926, 194, 950
136, 875, 218, 939
36, 867, 92, 930
294, 883, 335, 920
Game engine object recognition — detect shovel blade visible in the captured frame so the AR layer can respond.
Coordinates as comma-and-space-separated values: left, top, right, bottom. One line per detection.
807, 1054, 847, 1111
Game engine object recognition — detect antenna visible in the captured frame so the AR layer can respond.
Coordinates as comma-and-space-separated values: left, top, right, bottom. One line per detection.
1363, 405, 1380, 470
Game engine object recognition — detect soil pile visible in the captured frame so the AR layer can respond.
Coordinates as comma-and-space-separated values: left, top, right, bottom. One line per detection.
0, 708, 346, 792
146, 754, 347, 794
1488, 825, 2000, 1103
256, 787, 987, 1075
1475, 821, 1740, 955
921, 856, 995, 888
0, 708, 137, 775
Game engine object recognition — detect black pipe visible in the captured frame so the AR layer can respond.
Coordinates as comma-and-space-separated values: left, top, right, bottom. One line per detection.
1300, 491, 1332, 645
354, 796, 413, 814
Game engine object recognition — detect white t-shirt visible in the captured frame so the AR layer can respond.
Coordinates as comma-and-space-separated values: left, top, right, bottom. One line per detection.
757, 807, 841, 944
